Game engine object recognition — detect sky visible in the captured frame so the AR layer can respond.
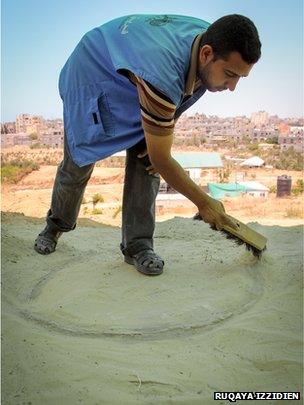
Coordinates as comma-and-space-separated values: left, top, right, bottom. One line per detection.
1, 0, 303, 122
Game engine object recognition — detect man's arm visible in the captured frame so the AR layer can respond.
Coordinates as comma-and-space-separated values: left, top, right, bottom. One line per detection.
127, 71, 236, 229
144, 131, 237, 230
126, 71, 176, 136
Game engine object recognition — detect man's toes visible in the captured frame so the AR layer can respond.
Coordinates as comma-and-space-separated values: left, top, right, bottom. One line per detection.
34, 244, 47, 254
143, 258, 163, 269
34, 238, 56, 255
41, 246, 50, 254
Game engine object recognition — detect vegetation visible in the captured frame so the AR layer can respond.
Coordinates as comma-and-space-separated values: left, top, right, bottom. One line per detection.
1, 159, 40, 184
248, 143, 259, 152
292, 179, 304, 196
92, 208, 103, 215
285, 207, 303, 218
226, 136, 302, 171
92, 193, 104, 208
264, 148, 303, 171
29, 132, 38, 141
266, 136, 279, 144
242, 145, 304, 171
216, 167, 231, 183
30, 142, 42, 149
112, 205, 122, 219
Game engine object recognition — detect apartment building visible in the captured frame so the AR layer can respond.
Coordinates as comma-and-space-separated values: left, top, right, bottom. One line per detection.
15, 114, 45, 136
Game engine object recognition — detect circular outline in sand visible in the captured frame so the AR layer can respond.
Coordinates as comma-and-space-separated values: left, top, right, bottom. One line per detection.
15, 259, 264, 340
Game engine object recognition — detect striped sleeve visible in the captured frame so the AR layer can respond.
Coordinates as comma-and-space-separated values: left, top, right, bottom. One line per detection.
128, 72, 176, 136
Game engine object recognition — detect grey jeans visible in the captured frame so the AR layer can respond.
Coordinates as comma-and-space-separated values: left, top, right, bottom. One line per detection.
44, 132, 160, 257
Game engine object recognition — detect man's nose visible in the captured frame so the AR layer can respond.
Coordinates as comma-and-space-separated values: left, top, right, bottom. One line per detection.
227, 77, 239, 92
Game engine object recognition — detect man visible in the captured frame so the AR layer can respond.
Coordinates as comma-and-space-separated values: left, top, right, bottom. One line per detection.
34, 13, 261, 276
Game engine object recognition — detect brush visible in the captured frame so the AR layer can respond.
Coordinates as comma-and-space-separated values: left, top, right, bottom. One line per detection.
193, 212, 267, 259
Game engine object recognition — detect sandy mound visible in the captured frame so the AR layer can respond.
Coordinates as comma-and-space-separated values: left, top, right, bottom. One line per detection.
1, 212, 303, 404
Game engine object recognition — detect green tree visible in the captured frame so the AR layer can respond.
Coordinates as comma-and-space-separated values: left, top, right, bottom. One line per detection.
248, 143, 259, 152
292, 179, 304, 195
29, 132, 38, 141
266, 136, 279, 144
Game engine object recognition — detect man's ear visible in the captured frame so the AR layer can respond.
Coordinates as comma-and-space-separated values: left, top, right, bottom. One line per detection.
199, 45, 214, 66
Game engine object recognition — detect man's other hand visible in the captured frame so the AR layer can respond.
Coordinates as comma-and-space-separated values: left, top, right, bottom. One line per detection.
137, 149, 148, 158
137, 149, 159, 175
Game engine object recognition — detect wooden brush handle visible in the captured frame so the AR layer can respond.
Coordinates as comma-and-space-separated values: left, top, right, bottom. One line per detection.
193, 212, 267, 252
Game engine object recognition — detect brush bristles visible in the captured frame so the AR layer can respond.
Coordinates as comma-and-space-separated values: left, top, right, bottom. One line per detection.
219, 227, 266, 258
193, 212, 266, 259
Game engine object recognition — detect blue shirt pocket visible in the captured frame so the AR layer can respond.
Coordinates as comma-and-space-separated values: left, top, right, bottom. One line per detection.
65, 86, 116, 147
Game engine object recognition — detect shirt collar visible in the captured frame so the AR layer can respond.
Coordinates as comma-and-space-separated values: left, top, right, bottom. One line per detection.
184, 32, 204, 96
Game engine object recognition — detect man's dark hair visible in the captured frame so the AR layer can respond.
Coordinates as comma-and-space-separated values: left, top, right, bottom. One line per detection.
200, 14, 261, 64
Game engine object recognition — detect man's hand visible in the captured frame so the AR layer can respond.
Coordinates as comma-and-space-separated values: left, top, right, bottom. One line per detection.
137, 149, 159, 175
198, 197, 237, 231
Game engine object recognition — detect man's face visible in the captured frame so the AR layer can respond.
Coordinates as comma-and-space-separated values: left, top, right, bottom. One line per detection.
197, 47, 254, 92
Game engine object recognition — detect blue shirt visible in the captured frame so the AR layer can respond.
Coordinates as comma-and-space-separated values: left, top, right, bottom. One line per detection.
59, 14, 210, 166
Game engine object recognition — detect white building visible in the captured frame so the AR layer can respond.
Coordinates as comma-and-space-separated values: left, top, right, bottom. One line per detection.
238, 181, 269, 198
15, 114, 45, 136
250, 111, 269, 126
240, 156, 265, 167
157, 152, 223, 198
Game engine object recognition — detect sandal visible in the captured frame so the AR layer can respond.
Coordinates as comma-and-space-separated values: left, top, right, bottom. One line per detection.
34, 230, 62, 255
124, 248, 164, 276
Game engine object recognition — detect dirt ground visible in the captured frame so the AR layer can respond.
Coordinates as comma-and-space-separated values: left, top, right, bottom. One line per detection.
2, 212, 303, 404
1, 164, 303, 228
1, 150, 303, 404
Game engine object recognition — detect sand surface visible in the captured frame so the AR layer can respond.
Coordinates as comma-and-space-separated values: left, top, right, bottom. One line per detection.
1, 212, 303, 404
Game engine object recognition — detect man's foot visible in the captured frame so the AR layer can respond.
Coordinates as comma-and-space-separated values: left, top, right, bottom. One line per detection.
34, 228, 62, 255
124, 249, 164, 276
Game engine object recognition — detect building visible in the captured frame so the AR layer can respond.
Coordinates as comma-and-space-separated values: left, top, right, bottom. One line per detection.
41, 129, 64, 147
1, 122, 16, 134
13, 133, 31, 146
1, 133, 14, 148
250, 111, 269, 126
208, 181, 269, 199
278, 130, 303, 153
15, 114, 45, 136
157, 152, 223, 198
240, 156, 265, 167
238, 181, 269, 198
251, 127, 277, 142
173, 152, 223, 182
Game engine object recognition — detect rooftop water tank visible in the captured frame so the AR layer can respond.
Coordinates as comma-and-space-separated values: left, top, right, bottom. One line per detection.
277, 175, 292, 197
